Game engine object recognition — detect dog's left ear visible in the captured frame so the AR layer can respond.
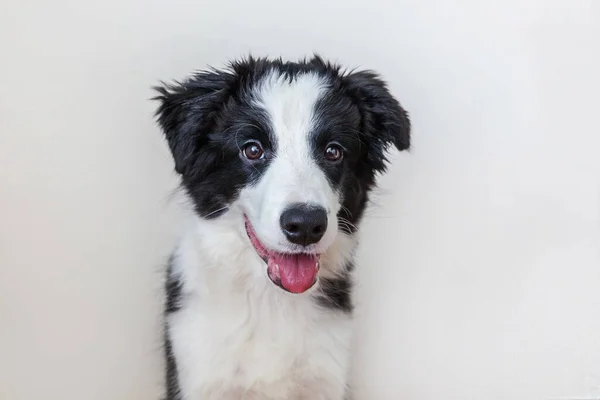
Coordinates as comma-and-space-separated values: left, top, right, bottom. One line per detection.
342, 70, 411, 152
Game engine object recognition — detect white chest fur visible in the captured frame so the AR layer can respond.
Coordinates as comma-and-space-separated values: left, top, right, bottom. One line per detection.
167, 222, 354, 400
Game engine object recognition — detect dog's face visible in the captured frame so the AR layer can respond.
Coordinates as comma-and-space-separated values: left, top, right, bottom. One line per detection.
155, 56, 410, 294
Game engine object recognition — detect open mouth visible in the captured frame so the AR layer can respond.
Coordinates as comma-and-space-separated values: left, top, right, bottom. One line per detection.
244, 217, 320, 294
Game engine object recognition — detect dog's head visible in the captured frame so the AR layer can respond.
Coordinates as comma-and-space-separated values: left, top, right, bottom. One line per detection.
155, 56, 410, 294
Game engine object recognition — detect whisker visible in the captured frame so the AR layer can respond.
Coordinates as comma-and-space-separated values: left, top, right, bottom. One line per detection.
203, 206, 229, 218
339, 204, 354, 218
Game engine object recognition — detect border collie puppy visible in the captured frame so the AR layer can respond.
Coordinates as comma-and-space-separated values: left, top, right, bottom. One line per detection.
154, 56, 410, 400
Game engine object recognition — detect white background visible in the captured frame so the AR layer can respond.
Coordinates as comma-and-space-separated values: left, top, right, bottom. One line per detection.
1, 0, 599, 399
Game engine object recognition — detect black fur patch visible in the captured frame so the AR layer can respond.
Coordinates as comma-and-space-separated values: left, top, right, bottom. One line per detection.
316, 271, 354, 313
164, 256, 182, 400
312, 69, 410, 233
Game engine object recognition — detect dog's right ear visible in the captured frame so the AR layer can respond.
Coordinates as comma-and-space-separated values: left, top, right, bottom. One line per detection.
153, 69, 235, 175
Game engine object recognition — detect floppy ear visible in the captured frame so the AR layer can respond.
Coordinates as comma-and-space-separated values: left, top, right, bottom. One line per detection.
153, 69, 234, 175
342, 70, 411, 153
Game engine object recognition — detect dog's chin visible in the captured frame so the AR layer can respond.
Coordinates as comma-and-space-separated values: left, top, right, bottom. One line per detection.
244, 217, 321, 294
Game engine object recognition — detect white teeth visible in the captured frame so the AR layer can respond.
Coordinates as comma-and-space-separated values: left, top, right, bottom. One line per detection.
316, 262, 320, 271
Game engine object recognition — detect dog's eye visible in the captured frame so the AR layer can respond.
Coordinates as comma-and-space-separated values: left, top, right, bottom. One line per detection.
242, 141, 264, 160
324, 143, 343, 162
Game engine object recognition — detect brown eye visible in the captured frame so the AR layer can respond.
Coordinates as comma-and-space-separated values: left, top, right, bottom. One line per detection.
242, 141, 264, 160
324, 143, 343, 162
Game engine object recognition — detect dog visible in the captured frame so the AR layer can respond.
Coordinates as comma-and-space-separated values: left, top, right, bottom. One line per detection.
154, 55, 410, 400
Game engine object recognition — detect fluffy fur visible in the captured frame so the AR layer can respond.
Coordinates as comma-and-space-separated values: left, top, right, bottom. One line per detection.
154, 56, 410, 400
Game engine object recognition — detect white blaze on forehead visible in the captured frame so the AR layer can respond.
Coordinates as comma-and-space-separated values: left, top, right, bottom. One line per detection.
252, 71, 336, 208
253, 71, 328, 142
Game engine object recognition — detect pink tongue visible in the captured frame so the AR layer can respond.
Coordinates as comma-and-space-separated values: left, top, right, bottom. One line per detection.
268, 254, 319, 293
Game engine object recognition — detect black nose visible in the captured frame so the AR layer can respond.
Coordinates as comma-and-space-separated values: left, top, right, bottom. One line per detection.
280, 204, 328, 246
